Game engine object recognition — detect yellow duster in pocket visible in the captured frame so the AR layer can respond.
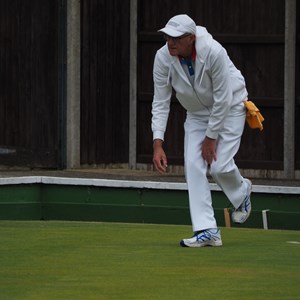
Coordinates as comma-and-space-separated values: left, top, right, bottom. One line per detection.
244, 100, 264, 131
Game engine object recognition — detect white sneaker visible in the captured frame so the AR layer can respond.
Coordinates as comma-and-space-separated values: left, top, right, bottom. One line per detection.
180, 228, 223, 247
231, 178, 252, 223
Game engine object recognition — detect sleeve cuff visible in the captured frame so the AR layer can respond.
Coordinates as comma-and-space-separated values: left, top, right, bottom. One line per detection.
153, 130, 165, 141
205, 128, 218, 140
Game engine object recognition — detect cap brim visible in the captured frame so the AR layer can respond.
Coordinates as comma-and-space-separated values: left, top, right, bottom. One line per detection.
158, 27, 183, 37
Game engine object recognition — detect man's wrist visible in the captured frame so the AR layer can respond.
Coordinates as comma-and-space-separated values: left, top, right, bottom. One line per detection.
153, 139, 163, 148
205, 136, 216, 141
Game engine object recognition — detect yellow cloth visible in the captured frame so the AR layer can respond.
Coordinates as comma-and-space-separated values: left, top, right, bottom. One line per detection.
244, 101, 264, 131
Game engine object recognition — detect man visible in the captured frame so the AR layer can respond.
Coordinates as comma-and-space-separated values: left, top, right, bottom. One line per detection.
151, 14, 252, 247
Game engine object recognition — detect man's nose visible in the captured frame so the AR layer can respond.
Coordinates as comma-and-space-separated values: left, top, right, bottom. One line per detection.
168, 38, 176, 45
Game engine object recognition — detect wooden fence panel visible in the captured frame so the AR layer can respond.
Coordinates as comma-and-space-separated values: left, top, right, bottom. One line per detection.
295, 2, 300, 170
0, 0, 62, 168
137, 0, 292, 170
80, 0, 130, 165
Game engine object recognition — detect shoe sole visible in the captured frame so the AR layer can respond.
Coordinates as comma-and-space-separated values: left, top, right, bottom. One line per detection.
233, 210, 251, 224
180, 240, 223, 247
232, 179, 252, 224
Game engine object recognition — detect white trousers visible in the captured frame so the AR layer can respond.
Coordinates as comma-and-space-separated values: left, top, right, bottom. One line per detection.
184, 102, 249, 232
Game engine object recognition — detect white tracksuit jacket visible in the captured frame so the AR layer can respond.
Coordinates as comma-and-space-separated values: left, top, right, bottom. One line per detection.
152, 26, 248, 141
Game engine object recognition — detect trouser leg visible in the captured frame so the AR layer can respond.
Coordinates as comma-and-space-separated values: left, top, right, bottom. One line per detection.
184, 114, 217, 232
209, 103, 248, 208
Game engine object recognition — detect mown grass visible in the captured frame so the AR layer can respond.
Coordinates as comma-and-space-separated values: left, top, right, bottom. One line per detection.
0, 221, 299, 300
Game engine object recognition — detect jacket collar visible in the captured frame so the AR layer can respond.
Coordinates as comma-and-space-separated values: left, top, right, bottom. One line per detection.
195, 26, 213, 62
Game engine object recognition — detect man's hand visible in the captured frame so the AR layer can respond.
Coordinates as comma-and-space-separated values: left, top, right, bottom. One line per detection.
201, 136, 217, 165
153, 139, 168, 174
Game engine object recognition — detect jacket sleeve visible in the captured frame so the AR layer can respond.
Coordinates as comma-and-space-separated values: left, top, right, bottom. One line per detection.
151, 50, 172, 141
205, 47, 233, 139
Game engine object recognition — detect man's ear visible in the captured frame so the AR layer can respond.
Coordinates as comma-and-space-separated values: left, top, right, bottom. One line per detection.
190, 34, 196, 43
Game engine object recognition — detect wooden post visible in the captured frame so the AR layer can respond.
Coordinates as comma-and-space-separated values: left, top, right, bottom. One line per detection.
66, 0, 81, 169
224, 208, 231, 228
129, 0, 138, 169
284, 0, 296, 179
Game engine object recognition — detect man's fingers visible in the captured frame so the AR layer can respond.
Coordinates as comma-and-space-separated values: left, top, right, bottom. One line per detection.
202, 151, 216, 165
153, 156, 167, 173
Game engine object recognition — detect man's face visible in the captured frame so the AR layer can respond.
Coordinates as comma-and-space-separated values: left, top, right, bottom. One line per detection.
164, 34, 195, 58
